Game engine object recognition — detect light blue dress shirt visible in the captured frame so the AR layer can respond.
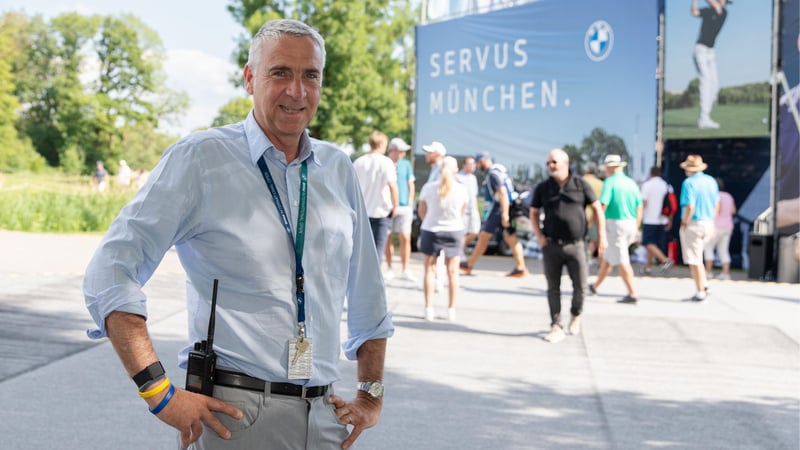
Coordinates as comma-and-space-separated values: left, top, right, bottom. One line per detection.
84, 112, 394, 386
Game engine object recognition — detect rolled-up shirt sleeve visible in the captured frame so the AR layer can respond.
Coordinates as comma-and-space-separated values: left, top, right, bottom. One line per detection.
84, 144, 200, 339
341, 158, 394, 360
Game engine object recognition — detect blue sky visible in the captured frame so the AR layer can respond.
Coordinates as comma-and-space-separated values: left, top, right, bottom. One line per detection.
0, 0, 246, 136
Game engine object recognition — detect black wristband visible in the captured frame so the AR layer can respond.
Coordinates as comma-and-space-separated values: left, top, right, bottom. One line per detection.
133, 361, 165, 389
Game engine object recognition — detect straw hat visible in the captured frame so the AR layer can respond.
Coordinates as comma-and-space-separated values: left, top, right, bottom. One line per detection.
679, 154, 708, 172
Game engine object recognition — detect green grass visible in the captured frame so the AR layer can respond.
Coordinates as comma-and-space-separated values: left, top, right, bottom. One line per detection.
0, 172, 134, 233
664, 103, 770, 139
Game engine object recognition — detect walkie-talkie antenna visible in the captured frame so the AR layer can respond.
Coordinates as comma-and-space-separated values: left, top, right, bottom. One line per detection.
207, 278, 218, 350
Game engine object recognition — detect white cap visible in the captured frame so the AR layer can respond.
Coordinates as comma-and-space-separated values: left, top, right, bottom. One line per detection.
388, 137, 411, 151
422, 141, 447, 156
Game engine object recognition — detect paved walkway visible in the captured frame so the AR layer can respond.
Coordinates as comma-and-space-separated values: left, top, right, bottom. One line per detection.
0, 230, 798, 449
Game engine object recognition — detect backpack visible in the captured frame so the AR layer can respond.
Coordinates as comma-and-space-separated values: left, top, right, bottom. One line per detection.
661, 185, 678, 217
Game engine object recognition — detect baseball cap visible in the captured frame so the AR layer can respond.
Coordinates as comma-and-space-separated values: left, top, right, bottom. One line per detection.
422, 141, 447, 156
388, 137, 411, 152
474, 151, 491, 163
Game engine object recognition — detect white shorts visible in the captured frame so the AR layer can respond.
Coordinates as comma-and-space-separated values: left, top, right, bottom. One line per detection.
604, 219, 638, 266
391, 206, 413, 234
680, 220, 715, 266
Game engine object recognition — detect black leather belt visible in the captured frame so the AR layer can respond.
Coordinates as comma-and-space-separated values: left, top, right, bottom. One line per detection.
547, 237, 580, 246
214, 369, 329, 398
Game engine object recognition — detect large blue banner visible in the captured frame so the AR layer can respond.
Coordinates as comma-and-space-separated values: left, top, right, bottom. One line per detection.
414, 0, 659, 179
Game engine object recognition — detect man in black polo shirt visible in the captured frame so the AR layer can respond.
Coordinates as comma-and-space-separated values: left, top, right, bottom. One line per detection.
531, 149, 607, 343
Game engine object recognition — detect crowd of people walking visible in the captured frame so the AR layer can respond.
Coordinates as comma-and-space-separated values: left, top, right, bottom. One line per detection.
361, 139, 735, 340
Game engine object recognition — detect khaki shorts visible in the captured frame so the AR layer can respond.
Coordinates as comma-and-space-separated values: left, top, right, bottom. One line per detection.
604, 219, 638, 266
680, 220, 715, 265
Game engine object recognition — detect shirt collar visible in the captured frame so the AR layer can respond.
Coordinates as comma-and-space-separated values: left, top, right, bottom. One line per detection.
244, 111, 320, 167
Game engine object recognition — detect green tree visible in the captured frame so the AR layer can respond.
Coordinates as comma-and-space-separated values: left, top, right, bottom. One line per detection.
227, 1, 416, 149
564, 127, 628, 169
116, 124, 179, 171
211, 97, 253, 128
0, 13, 45, 171
6, 11, 188, 172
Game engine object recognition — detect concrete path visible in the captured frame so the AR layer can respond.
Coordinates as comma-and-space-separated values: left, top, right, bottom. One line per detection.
0, 230, 798, 449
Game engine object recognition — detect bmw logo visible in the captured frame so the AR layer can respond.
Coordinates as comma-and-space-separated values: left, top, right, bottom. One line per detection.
585, 20, 614, 62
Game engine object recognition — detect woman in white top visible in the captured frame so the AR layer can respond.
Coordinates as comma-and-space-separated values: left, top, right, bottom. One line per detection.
417, 156, 468, 321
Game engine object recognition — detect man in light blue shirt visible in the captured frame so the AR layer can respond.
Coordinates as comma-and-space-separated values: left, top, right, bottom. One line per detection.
678, 154, 719, 302
84, 19, 393, 450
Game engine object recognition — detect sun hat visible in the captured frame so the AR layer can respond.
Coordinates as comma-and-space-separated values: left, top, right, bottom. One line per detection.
602, 154, 627, 168
679, 154, 708, 172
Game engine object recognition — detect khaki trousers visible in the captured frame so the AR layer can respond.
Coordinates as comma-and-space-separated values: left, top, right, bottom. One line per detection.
185, 384, 348, 450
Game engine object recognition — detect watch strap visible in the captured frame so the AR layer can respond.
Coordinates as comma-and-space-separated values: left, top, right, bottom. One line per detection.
133, 361, 165, 389
357, 381, 384, 398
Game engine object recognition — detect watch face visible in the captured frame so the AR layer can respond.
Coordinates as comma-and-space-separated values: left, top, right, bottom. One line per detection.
367, 382, 384, 398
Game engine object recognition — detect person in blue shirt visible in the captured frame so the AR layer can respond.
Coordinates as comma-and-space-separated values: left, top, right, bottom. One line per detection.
678, 154, 719, 301
93, 160, 108, 192
384, 137, 417, 282
83, 19, 393, 450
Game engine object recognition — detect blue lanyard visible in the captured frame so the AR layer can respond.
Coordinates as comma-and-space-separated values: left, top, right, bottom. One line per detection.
257, 156, 308, 325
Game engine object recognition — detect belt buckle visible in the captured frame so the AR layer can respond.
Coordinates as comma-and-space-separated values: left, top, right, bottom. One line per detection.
300, 386, 310, 399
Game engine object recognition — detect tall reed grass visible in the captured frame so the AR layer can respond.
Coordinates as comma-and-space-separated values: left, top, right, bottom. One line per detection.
0, 172, 134, 233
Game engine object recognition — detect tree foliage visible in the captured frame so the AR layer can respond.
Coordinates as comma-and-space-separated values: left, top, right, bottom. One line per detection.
0, 12, 46, 171
211, 97, 254, 128
665, 79, 771, 110
227, 0, 417, 149
563, 127, 629, 171
1, 11, 188, 173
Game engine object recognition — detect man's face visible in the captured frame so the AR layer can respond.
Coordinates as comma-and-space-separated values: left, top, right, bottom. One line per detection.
463, 158, 476, 174
388, 149, 402, 162
425, 152, 437, 165
547, 152, 569, 178
244, 35, 323, 145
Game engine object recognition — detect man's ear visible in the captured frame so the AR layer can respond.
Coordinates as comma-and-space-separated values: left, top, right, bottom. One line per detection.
243, 64, 255, 95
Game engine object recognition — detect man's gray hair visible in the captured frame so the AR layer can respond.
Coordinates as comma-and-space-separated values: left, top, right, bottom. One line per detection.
247, 19, 326, 74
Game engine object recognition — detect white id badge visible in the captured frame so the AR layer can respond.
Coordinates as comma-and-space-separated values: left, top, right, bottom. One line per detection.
287, 337, 313, 379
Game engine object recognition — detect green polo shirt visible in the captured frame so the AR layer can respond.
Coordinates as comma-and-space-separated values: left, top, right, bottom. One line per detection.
600, 172, 641, 220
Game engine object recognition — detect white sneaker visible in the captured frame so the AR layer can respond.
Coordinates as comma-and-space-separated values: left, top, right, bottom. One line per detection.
568, 315, 582, 335
424, 307, 435, 321
716, 273, 731, 281
544, 325, 565, 343
698, 117, 720, 129
447, 308, 457, 322
383, 270, 395, 281
398, 271, 418, 282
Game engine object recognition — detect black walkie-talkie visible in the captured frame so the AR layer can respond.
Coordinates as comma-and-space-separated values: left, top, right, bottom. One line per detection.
185, 278, 218, 396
